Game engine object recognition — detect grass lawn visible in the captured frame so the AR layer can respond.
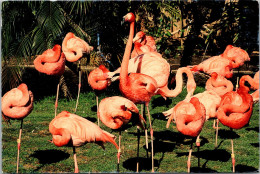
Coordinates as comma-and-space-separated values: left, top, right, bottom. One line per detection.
2, 86, 259, 173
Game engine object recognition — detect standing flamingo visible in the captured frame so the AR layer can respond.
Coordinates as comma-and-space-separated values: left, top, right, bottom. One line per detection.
62, 32, 94, 113
166, 97, 206, 173
49, 111, 119, 173
88, 65, 111, 125
221, 45, 250, 68
97, 96, 145, 171
119, 12, 163, 172
216, 75, 254, 172
2, 83, 34, 173
34, 44, 65, 116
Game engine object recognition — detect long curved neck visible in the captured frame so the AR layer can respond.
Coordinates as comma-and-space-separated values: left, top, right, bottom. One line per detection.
120, 21, 135, 87
50, 125, 71, 147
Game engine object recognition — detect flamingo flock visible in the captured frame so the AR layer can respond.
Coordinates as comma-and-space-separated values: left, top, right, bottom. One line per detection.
2, 12, 259, 173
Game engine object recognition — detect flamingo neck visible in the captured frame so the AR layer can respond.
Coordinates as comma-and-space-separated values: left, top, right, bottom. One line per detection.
120, 21, 135, 86
51, 127, 71, 147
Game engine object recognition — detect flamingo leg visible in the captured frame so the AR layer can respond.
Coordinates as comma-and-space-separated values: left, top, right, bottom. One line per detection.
73, 147, 79, 173
187, 143, 193, 173
231, 138, 235, 172
96, 95, 100, 126
136, 127, 140, 172
146, 104, 154, 173
55, 81, 60, 117
142, 104, 149, 152
215, 119, 219, 148
16, 119, 23, 173
74, 61, 81, 113
117, 131, 122, 172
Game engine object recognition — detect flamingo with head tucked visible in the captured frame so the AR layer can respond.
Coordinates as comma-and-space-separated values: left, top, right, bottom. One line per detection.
2, 83, 34, 173
97, 96, 145, 171
34, 45, 65, 116
49, 111, 119, 173
62, 32, 94, 113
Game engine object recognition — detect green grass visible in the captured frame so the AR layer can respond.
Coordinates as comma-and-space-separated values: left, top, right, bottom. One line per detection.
2, 87, 259, 173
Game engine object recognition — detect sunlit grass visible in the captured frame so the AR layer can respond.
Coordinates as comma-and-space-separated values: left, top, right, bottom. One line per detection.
2, 87, 259, 173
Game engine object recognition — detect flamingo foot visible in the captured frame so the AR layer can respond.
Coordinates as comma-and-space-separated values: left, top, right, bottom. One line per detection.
74, 167, 79, 173
232, 153, 235, 172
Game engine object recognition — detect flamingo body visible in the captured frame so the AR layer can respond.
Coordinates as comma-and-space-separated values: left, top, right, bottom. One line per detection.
88, 65, 110, 91
34, 45, 65, 76
2, 83, 34, 120
62, 32, 93, 62
49, 111, 119, 148
98, 96, 144, 130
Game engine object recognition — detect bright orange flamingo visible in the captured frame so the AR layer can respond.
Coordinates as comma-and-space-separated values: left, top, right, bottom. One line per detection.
166, 97, 206, 173
49, 111, 119, 173
2, 83, 34, 173
62, 32, 94, 113
34, 44, 65, 116
88, 65, 111, 125
216, 75, 254, 173
119, 12, 163, 172
221, 45, 250, 68
131, 31, 157, 58
97, 96, 145, 171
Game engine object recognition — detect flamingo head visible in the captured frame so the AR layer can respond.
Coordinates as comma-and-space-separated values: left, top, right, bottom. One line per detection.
210, 72, 218, 79
133, 31, 146, 44
123, 12, 135, 23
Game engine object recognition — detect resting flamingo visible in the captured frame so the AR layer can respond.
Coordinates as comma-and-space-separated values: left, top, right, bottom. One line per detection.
221, 45, 250, 68
88, 65, 111, 125
216, 75, 254, 172
119, 12, 163, 172
62, 32, 94, 113
97, 96, 145, 171
166, 97, 206, 173
49, 111, 119, 173
34, 44, 65, 116
2, 83, 34, 173
131, 31, 157, 58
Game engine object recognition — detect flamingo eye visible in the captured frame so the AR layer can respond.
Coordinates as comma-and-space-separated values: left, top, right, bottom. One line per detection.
120, 105, 127, 111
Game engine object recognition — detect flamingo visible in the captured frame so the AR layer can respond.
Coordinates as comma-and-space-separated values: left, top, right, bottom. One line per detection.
62, 32, 94, 113
166, 97, 206, 173
221, 45, 250, 68
2, 83, 34, 173
131, 31, 157, 58
119, 12, 163, 172
88, 65, 111, 125
33, 44, 65, 116
97, 96, 145, 171
216, 75, 254, 172
249, 71, 259, 103
49, 111, 119, 173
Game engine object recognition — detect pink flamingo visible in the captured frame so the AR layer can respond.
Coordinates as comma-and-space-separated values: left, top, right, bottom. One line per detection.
62, 32, 94, 113
33, 45, 65, 116
221, 45, 250, 68
2, 83, 34, 173
119, 12, 162, 172
166, 97, 206, 173
49, 111, 119, 173
97, 96, 145, 171
249, 71, 259, 103
216, 75, 254, 172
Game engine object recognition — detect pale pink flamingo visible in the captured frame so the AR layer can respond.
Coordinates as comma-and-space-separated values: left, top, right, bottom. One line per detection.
166, 97, 206, 173
221, 45, 250, 68
97, 96, 145, 171
216, 75, 254, 172
33, 44, 65, 116
49, 111, 119, 173
2, 83, 34, 173
62, 32, 94, 113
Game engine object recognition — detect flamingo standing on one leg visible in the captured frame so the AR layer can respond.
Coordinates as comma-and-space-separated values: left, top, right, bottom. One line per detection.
62, 32, 94, 113
216, 75, 254, 173
2, 83, 34, 173
119, 12, 165, 172
88, 65, 111, 125
49, 111, 119, 173
97, 96, 145, 171
33, 44, 65, 116
166, 97, 206, 173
